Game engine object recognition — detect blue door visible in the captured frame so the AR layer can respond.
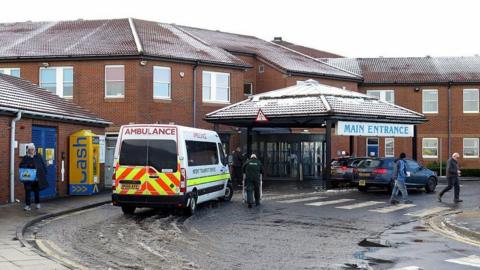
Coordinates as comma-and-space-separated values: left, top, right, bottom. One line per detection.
32, 126, 57, 199
366, 137, 379, 157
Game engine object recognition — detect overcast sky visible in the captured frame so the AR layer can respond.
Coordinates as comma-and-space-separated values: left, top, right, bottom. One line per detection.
2, 0, 479, 58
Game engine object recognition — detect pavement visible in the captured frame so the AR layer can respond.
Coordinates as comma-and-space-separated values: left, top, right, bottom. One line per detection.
0, 191, 111, 270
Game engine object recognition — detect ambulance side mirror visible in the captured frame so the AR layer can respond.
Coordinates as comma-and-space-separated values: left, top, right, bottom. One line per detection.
179, 156, 184, 161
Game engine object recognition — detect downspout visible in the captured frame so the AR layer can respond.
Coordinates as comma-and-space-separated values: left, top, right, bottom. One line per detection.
193, 61, 199, 128
447, 81, 453, 157
10, 111, 22, 203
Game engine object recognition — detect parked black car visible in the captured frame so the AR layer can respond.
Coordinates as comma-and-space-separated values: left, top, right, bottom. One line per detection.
330, 157, 368, 186
352, 157, 438, 193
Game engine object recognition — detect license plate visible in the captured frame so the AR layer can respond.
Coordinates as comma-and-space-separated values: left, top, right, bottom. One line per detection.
122, 183, 140, 190
359, 173, 370, 177
359, 180, 366, 186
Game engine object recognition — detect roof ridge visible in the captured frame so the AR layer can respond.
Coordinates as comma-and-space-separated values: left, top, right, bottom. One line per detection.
172, 24, 214, 47
269, 41, 363, 79
177, 24, 261, 40
129, 18, 144, 55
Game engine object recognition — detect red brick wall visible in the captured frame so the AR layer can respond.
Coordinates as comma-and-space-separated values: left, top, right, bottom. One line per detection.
0, 115, 104, 204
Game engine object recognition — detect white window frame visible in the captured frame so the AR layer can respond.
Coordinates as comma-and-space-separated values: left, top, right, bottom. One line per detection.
366, 90, 395, 104
422, 89, 438, 114
0, 67, 20, 77
463, 89, 479, 113
258, 64, 265, 73
39, 66, 73, 98
385, 138, 395, 157
422, 138, 438, 158
105, 65, 125, 98
202, 71, 230, 103
366, 137, 379, 157
244, 82, 253, 96
153, 66, 171, 99
463, 138, 479, 158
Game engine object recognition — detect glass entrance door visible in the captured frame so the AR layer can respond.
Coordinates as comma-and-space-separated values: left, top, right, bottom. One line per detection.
301, 141, 323, 179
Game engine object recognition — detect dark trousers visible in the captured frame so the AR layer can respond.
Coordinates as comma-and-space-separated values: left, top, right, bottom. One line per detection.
233, 166, 243, 185
24, 181, 40, 206
440, 176, 460, 200
246, 179, 261, 205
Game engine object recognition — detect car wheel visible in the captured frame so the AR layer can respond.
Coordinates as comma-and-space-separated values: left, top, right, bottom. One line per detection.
358, 186, 368, 192
425, 177, 437, 193
184, 192, 197, 216
220, 182, 234, 202
121, 206, 136, 215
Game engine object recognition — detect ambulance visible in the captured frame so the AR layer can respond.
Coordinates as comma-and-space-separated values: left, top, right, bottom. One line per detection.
111, 124, 233, 215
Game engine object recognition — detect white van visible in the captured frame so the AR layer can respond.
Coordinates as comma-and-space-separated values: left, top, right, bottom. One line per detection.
112, 124, 233, 215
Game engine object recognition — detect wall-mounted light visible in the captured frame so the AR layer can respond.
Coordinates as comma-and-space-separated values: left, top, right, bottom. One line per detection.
139, 60, 147, 66
179, 72, 185, 78
41, 62, 49, 67
414, 87, 420, 92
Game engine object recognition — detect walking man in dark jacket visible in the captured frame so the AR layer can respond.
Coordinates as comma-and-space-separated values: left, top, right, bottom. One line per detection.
232, 147, 245, 187
438, 152, 462, 203
243, 154, 263, 208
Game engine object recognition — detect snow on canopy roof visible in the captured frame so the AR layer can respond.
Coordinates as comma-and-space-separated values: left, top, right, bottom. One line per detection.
205, 80, 426, 125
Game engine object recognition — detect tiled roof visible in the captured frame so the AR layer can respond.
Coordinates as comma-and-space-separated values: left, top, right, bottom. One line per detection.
179, 26, 362, 81
321, 57, 480, 84
271, 38, 343, 58
0, 19, 248, 68
206, 80, 425, 125
0, 74, 110, 125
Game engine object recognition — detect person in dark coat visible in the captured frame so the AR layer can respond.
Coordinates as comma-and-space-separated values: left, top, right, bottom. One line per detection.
243, 154, 263, 208
232, 147, 245, 187
438, 152, 462, 203
19, 143, 48, 211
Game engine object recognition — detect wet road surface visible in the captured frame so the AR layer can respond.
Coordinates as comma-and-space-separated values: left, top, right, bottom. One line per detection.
26, 182, 480, 269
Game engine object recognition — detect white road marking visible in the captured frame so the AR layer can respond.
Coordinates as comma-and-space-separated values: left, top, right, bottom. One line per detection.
336, 201, 384, 210
369, 204, 416, 213
390, 266, 423, 270
263, 192, 321, 201
446, 255, 480, 268
277, 196, 326, 204
404, 206, 450, 217
305, 198, 354, 207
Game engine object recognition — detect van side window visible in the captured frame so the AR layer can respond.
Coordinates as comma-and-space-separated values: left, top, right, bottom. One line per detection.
186, 141, 219, 166
217, 143, 226, 165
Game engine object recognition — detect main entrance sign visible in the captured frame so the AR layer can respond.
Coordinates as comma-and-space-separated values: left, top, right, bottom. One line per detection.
336, 121, 414, 137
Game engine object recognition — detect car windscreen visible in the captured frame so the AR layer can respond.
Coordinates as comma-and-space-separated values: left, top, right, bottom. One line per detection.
119, 139, 177, 172
359, 159, 382, 168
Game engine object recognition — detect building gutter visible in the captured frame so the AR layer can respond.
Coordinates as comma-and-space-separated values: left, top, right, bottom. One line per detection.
10, 111, 22, 203
193, 61, 199, 127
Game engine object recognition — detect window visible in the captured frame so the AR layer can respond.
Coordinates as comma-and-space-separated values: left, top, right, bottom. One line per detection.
39, 67, 73, 97
153, 66, 171, 99
463, 138, 479, 158
385, 138, 394, 157
258, 64, 265, 73
202, 71, 230, 103
217, 143, 227, 165
422, 89, 438, 113
422, 138, 438, 158
463, 89, 479, 113
119, 139, 177, 172
366, 137, 379, 157
366, 90, 395, 104
406, 160, 420, 172
186, 140, 219, 166
0, 68, 20, 77
244, 83, 253, 96
105, 65, 125, 98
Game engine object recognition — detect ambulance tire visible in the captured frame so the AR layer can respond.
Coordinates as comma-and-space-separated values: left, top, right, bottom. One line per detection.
220, 182, 233, 202
184, 192, 197, 216
121, 205, 136, 215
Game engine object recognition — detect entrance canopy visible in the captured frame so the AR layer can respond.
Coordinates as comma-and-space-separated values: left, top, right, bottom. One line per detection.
205, 80, 426, 127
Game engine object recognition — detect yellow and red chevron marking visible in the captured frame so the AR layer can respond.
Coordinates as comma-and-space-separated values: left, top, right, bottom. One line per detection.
114, 165, 181, 196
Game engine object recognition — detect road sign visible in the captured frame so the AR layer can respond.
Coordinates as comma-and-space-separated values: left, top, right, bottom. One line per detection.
255, 109, 268, 122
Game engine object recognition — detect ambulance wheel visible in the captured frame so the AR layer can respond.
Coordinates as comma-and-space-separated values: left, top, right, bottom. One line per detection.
185, 193, 197, 216
121, 206, 136, 215
221, 182, 233, 202
358, 186, 368, 192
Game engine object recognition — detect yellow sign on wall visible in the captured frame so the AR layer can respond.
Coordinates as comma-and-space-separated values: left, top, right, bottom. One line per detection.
69, 130, 100, 195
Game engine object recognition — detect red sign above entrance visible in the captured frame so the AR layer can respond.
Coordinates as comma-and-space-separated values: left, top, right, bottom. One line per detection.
255, 109, 268, 122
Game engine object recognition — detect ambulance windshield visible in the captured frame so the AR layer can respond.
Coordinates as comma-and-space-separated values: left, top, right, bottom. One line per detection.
119, 139, 177, 172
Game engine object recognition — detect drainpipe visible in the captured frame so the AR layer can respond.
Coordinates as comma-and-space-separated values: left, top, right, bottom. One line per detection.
10, 111, 22, 203
192, 61, 199, 128
447, 81, 453, 157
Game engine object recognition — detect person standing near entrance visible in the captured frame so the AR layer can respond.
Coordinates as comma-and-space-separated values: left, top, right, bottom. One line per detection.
438, 152, 462, 203
243, 154, 263, 208
389, 153, 412, 204
232, 147, 245, 187
19, 144, 48, 211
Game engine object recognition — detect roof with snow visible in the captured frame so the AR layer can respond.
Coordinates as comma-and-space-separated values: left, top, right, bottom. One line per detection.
0, 74, 110, 126
321, 57, 480, 84
205, 80, 426, 127
271, 38, 343, 58
0, 19, 248, 68
179, 26, 362, 81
